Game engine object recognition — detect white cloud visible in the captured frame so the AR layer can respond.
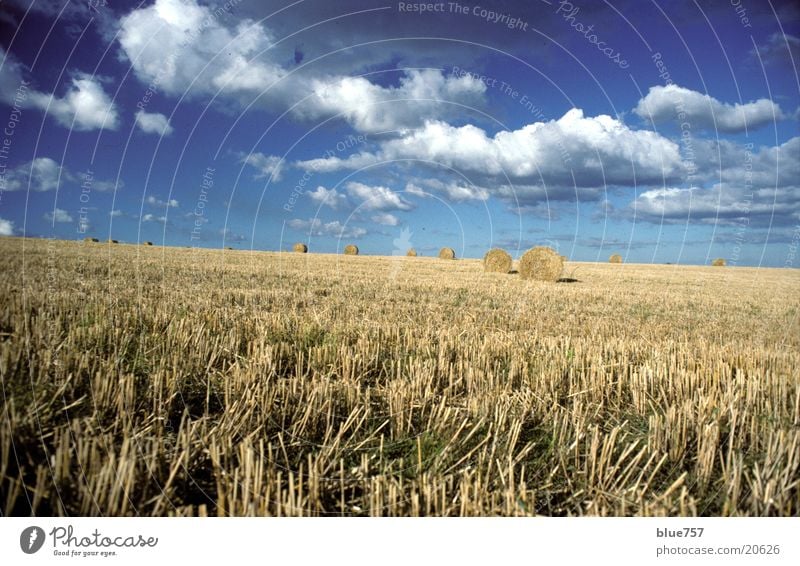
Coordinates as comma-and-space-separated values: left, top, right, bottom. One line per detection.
307, 186, 346, 210
0, 48, 120, 131
632, 183, 800, 226
117, 1, 486, 133
146, 195, 179, 208
0, 157, 61, 192
242, 153, 284, 181
135, 111, 173, 135
750, 32, 800, 66
298, 110, 683, 188
288, 218, 366, 238
346, 182, 414, 211
44, 208, 73, 223
300, 69, 486, 133
413, 178, 489, 202
371, 213, 399, 226
119, 0, 286, 98
141, 213, 167, 223
634, 84, 785, 133
0, 217, 14, 236
0, 157, 120, 193
110, 209, 124, 217
405, 183, 428, 198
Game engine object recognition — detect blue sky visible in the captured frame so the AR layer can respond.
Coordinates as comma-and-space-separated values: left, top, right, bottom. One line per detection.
0, 0, 798, 266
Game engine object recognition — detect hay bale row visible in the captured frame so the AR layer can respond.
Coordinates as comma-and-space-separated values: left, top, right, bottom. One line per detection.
519, 246, 563, 282
483, 248, 512, 273
344, 244, 359, 256
406, 248, 417, 257
712, 258, 726, 267
293, 243, 308, 253
609, 253, 623, 264
438, 247, 456, 260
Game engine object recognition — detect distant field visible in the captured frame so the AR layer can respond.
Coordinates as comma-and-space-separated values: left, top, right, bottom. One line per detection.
1, 237, 798, 516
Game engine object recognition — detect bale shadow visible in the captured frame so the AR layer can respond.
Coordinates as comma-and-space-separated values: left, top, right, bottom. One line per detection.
557, 277, 579, 283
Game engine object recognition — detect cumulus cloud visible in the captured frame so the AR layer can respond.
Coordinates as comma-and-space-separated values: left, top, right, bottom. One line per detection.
632, 183, 800, 227
1, 49, 120, 131
346, 182, 414, 211
135, 111, 173, 135
117, 0, 486, 133
691, 137, 800, 188
634, 84, 785, 133
371, 213, 399, 226
142, 213, 167, 223
0, 157, 118, 197
146, 195, 179, 208
750, 33, 800, 66
288, 218, 366, 238
411, 178, 489, 202
299, 69, 486, 133
1, 157, 62, 192
242, 153, 284, 181
299, 109, 684, 188
44, 208, 73, 223
0, 217, 14, 236
306, 186, 346, 210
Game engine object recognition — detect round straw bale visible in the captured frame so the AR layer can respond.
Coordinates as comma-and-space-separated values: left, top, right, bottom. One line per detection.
84, 237, 99, 243
438, 247, 456, 260
143, 241, 153, 246
292, 242, 308, 253
483, 248, 512, 273
712, 258, 726, 267
519, 246, 564, 282
609, 254, 623, 264
108, 239, 119, 244
344, 244, 359, 255
406, 248, 417, 257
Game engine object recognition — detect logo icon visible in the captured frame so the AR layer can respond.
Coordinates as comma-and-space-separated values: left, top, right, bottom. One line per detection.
20, 526, 45, 554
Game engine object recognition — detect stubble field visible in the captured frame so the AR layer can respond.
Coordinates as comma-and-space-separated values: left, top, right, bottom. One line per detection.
1, 237, 798, 516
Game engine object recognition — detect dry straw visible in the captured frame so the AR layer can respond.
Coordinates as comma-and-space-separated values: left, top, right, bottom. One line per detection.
344, 244, 359, 255
406, 248, 417, 257
483, 248, 512, 273
293, 243, 308, 253
438, 247, 456, 260
519, 246, 564, 282
609, 254, 623, 264
712, 258, 727, 267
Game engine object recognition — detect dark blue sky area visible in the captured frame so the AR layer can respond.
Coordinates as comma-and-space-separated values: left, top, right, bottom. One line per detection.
0, 0, 798, 266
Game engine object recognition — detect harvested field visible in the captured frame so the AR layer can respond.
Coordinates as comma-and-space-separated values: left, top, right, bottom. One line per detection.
1, 237, 798, 517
